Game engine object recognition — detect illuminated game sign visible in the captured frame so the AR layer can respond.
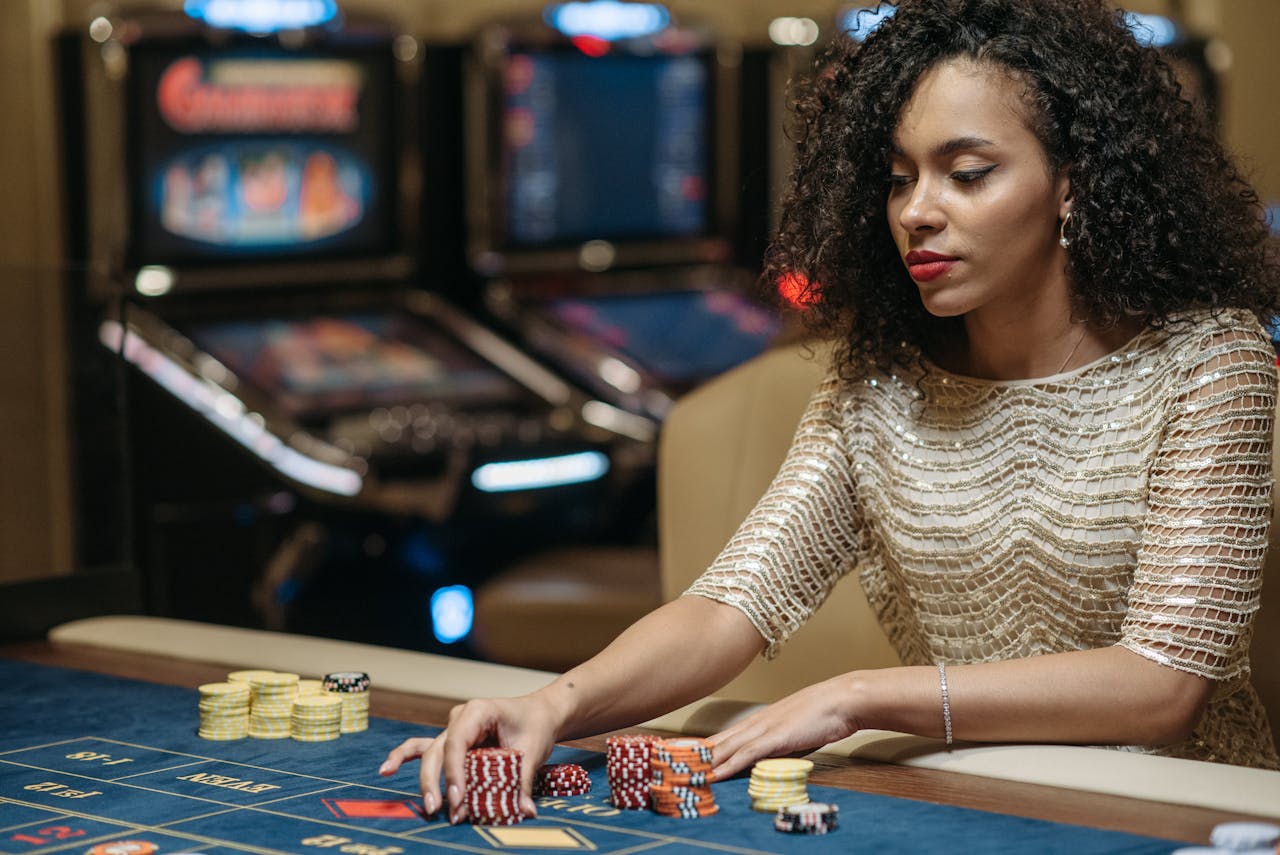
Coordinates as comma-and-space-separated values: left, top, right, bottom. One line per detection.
157, 56, 360, 133
184, 0, 339, 33
127, 40, 399, 266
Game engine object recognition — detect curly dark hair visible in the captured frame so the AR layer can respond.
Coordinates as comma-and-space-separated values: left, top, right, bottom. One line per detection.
767, 0, 1280, 374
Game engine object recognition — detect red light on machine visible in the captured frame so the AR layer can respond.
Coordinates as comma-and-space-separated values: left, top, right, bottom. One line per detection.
571, 34, 611, 56
680, 174, 705, 201
778, 272, 819, 309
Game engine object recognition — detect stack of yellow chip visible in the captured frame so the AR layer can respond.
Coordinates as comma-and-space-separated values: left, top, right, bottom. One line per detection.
247, 672, 300, 739
297, 679, 325, 697
748, 758, 813, 812
197, 682, 250, 740
323, 671, 371, 734
226, 669, 280, 687
291, 694, 344, 742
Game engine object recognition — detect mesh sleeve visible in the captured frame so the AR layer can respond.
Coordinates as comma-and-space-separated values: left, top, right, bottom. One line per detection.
683, 369, 862, 658
1120, 323, 1276, 683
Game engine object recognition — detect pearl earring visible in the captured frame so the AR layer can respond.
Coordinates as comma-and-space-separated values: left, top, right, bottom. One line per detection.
1058, 211, 1073, 249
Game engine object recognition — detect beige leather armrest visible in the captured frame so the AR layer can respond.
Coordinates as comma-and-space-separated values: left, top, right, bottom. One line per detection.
49, 617, 1280, 819
646, 696, 1280, 820
48, 616, 558, 700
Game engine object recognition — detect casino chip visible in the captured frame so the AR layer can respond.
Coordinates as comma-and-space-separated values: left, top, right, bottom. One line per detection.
197, 682, 249, 741
774, 802, 839, 835
297, 678, 325, 696
86, 842, 158, 855
248, 672, 300, 739
649, 737, 718, 818
323, 671, 371, 734
606, 734, 661, 810
748, 757, 813, 812
534, 763, 591, 797
466, 747, 525, 826
1210, 822, 1280, 852
292, 694, 344, 742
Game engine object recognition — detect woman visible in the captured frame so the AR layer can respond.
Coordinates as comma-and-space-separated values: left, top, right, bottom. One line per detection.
382, 0, 1280, 821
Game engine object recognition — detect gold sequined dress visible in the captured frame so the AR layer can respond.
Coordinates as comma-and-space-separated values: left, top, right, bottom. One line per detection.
686, 309, 1280, 768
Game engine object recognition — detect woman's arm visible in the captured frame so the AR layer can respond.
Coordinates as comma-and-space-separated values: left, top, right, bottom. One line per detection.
708, 645, 1211, 780
713, 320, 1276, 778
380, 595, 764, 822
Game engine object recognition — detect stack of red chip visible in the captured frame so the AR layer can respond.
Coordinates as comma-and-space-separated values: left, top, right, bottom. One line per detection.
650, 737, 718, 819
465, 747, 524, 826
534, 763, 591, 797
606, 734, 661, 809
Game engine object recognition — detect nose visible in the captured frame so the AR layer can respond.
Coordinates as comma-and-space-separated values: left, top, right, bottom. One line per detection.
897, 178, 946, 234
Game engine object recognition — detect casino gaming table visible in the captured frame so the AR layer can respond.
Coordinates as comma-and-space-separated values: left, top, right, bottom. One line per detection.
2, 619, 1278, 854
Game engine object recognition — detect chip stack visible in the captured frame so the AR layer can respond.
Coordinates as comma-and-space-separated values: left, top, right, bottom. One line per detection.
291, 694, 344, 742
774, 802, 839, 835
748, 758, 813, 812
323, 671, 371, 733
196, 682, 250, 740
296, 679, 325, 697
533, 763, 591, 797
247, 672, 300, 739
465, 747, 524, 826
649, 737, 718, 818
226, 669, 280, 686
606, 734, 661, 809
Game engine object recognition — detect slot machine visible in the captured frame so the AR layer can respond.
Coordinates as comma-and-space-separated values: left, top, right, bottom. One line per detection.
59, 1, 650, 652
460, 3, 787, 426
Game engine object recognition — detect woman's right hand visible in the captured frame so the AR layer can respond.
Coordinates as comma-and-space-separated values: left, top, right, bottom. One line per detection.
379, 692, 564, 824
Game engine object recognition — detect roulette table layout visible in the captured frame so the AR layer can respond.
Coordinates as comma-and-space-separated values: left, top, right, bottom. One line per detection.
1, 624, 1275, 854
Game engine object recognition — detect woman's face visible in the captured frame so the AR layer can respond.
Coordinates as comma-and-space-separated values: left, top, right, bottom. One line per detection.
886, 58, 1071, 321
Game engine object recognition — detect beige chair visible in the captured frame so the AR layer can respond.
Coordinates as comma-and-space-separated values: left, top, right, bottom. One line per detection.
659, 338, 1280, 736
658, 340, 900, 702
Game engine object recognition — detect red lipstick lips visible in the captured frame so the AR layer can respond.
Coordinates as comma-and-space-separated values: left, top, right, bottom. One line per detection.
905, 250, 959, 282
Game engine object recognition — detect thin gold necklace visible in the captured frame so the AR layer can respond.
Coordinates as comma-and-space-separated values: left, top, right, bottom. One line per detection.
1056, 325, 1088, 374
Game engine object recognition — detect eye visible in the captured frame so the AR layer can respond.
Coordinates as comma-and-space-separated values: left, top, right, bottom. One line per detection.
886, 173, 914, 188
952, 165, 997, 183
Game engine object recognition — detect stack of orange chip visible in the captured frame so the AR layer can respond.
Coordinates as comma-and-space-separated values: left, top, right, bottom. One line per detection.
649, 737, 718, 818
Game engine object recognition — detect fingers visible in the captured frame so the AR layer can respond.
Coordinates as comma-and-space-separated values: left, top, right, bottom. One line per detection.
418, 738, 446, 817
383, 696, 559, 825
378, 736, 429, 776
710, 721, 769, 782
376, 736, 447, 817
442, 702, 499, 823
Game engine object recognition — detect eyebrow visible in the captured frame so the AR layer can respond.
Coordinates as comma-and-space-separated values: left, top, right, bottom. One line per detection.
890, 135, 997, 158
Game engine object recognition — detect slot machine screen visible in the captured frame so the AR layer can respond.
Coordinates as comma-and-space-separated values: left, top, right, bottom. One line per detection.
126, 38, 400, 267
499, 47, 713, 248
544, 290, 781, 385
184, 312, 528, 418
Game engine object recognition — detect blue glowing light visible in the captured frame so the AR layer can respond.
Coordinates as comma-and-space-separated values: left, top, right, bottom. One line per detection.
471, 451, 610, 493
543, 1, 670, 42
184, 0, 338, 32
1123, 12, 1179, 48
838, 4, 896, 42
430, 585, 474, 645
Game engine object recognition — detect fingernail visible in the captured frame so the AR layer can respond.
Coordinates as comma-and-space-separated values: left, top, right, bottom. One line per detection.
378, 762, 390, 775
448, 785, 459, 824
423, 794, 436, 815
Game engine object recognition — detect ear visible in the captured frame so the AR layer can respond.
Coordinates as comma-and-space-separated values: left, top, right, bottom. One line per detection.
1054, 166, 1073, 220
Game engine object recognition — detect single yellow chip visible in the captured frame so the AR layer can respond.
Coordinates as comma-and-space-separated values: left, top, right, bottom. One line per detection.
752, 758, 815, 775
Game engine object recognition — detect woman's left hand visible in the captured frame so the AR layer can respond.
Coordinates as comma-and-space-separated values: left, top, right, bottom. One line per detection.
707, 674, 864, 781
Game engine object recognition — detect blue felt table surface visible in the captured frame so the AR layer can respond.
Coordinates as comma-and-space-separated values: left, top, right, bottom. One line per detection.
0, 659, 1193, 854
